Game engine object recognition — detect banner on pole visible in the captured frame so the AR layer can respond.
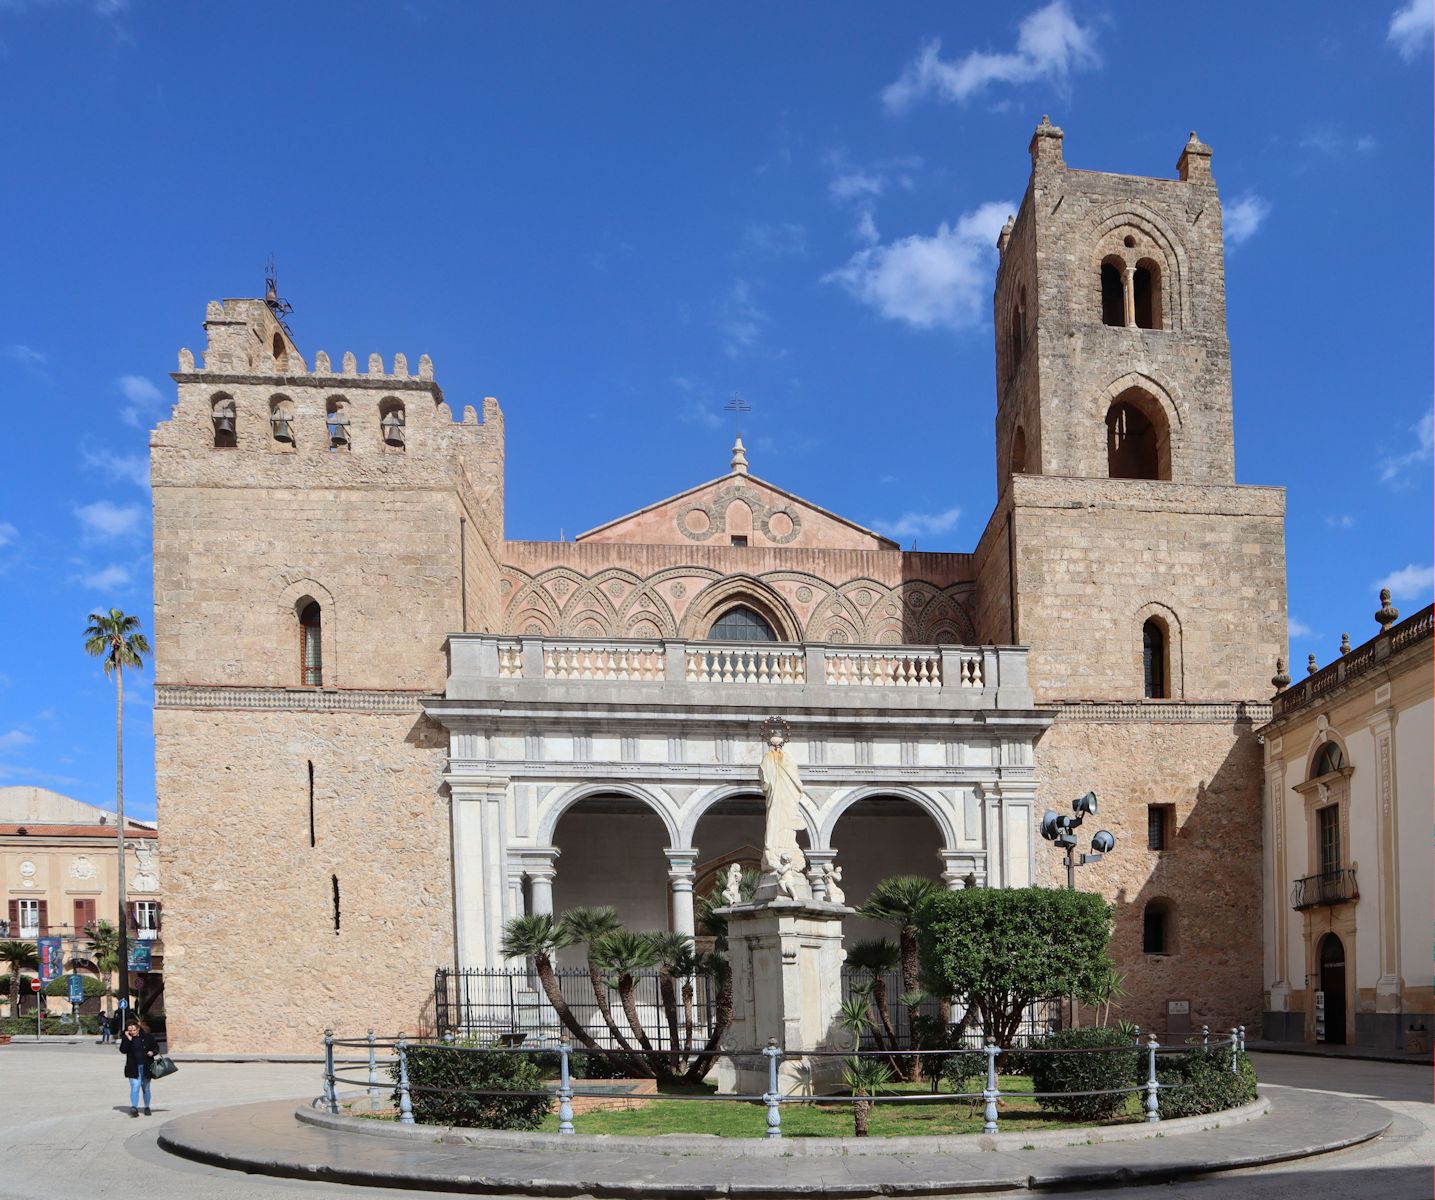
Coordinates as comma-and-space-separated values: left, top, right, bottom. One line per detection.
37, 936, 63, 984
127, 942, 152, 972
67, 973, 85, 1005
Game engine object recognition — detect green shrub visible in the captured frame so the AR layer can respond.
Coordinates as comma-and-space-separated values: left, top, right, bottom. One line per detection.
1025, 1027, 1139, 1122
909, 1015, 983, 1094
391, 1040, 550, 1129
43, 976, 107, 999
571, 1050, 634, 1080
0, 1014, 101, 1036
1156, 1046, 1257, 1118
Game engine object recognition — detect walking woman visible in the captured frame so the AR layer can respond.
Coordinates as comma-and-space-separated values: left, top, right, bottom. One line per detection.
118, 1016, 158, 1116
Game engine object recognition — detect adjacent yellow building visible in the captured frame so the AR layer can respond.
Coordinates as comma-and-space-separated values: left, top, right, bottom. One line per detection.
1260, 596, 1432, 1051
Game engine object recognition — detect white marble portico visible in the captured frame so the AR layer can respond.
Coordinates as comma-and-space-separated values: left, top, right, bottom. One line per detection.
426, 636, 1052, 969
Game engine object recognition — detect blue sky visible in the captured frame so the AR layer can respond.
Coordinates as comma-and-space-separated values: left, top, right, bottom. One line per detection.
0, 1, 1430, 822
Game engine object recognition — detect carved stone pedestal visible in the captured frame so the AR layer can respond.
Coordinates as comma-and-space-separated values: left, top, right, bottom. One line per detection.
713, 897, 854, 1096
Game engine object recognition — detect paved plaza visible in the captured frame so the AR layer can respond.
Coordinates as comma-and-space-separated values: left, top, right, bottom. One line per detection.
0, 1043, 1428, 1199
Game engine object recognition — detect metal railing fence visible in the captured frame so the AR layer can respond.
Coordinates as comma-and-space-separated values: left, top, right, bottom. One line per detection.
320, 1025, 1251, 1139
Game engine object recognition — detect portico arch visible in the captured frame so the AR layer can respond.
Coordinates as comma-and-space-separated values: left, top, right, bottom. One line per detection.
538, 782, 680, 846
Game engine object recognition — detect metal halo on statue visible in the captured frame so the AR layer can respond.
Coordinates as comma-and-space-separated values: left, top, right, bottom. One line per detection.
760, 715, 791, 742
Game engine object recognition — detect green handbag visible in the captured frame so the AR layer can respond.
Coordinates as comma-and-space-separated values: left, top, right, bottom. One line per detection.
149, 1054, 179, 1080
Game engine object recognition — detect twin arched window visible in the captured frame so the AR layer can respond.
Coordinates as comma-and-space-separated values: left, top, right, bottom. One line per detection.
1099, 252, 1163, 330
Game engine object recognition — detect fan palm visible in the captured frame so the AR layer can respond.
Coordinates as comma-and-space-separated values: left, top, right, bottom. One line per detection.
83, 608, 149, 1008
648, 932, 695, 1070
858, 875, 939, 998
591, 930, 663, 1071
1, 941, 37, 1016
499, 914, 598, 1051
559, 907, 640, 1063
842, 1055, 893, 1137
845, 939, 903, 1066
84, 919, 121, 996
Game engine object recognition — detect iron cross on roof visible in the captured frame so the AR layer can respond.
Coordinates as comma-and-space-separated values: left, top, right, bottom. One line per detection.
724, 392, 752, 436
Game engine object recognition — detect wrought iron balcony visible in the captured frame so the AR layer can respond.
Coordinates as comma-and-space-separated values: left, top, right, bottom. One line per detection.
1291, 868, 1359, 911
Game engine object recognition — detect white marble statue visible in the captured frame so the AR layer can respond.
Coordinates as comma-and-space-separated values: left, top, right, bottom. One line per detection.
824, 864, 845, 905
758, 722, 811, 900
722, 862, 743, 905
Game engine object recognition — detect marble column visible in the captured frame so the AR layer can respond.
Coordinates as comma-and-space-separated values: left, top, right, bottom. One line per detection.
665, 849, 698, 938
525, 847, 560, 918
804, 848, 837, 901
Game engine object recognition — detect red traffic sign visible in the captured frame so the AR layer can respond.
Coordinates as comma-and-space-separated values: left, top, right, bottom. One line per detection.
28, 980, 41, 992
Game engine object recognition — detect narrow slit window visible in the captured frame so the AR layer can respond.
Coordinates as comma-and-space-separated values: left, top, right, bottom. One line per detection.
331, 874, 341, 934
308, 759, 316, 847
300, 601, 323, 686
1142, 903, 1169, 954
1100, 260, 1125, 326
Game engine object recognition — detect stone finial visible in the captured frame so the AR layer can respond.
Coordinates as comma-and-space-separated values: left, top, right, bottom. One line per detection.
1306, 654, 1318, 675
393, 352, 409, 378
367, 353, 384, 375
418, 354, 434, 381
1339, 632, 1351, 655
341, 351, 357, 375
314, 350, 331, 374
731, 436, 749, 476
1178, 131, 1213, 183
997, 213, 1016, 255
1375, 588, 1400, 630
462, 404, 478, 425
1029, 114, 1065, 169
177, 348, 194, 372
205, 300, 224, 320
1271, 657, 1290, 691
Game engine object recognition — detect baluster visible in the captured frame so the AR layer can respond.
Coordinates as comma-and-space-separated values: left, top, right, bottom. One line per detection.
763, 1038, 783, 1139
557, 1037, 575, 1135
396, 1033, 415, 1124
982, 1041, 1000, 1134
323, 1028, 338, 1114
1145, 1035, 1160, 1123
367, 1027, 379, 1106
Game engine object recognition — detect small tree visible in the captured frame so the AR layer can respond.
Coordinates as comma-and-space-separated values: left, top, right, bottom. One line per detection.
591, 930, 663, 1069
0, 942, 37, 1016
917, 887, 1113, 1047
559, 907, 643, 1069
498, 915, 599, 1051
84, 920, 121, 996
838, 997, 891, 1137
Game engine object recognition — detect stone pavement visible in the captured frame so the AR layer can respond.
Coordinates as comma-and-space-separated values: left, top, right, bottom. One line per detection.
154, 1086, 1384, 1197
1, 1045, 1429, 1199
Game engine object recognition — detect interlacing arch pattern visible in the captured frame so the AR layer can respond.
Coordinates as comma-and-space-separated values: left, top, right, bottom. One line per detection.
498, 565, 978, 643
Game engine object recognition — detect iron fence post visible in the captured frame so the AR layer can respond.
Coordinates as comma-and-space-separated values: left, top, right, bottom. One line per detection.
396, 1033, 415, 1124
1229, 1028, 1238, 1074
982, 1041, 1000, 1134
558, 1036, 575, 1134
323, 1028, 339, 1114
367, 1028, 379, 1105
1201, 1024, 1209, 1046
763, 1038, 782, 1139
1145, 1034, 1160, 1124
1237, 1025, 1246, 1054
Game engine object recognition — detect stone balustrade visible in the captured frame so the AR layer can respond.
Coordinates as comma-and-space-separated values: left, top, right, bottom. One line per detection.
448, 634, 1032, 710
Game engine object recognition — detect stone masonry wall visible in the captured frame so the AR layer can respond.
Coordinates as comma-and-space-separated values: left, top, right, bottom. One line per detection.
157, 706, 451, 1053
1008, 474, 1286, 702
1035, 718, 1265, 1032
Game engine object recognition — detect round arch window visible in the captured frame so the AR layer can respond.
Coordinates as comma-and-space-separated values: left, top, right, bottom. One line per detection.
708, 605, 777, 642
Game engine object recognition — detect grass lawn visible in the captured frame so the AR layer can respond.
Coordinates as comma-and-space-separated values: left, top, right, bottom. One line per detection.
538, 1076, 1141, 1138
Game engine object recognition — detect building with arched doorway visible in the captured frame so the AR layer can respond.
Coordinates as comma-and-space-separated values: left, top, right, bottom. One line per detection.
152, 120, 1290, 1052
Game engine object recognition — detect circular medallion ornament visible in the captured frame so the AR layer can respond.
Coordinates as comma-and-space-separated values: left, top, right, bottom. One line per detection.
554, 580, 569, 595
608, 581, 624, 597
886, 603, 899, 618
671, 582, 687, 599
795, 586, 812, 603
70, 856, 95, 881
499, 579, 512, 594
19, 859, 35, 877
855, 589, 872, 606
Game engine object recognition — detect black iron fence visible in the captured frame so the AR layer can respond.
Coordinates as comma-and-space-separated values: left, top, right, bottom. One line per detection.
434, 965, 1061, 1049
1291, 867, 1360, 910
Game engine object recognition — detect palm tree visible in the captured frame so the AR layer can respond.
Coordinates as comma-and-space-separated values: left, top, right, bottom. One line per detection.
559, 906, 645, 1073
838, 997, 892, 1137
648, 932, 695, 1072
498, 914, 599, 1051
1, 941, 37, 1017
83, 608, 149, 1010
84, 920, 121, 997
858, 875, 939, 999
591, 930, 664, 1073
845, 939, 902, 1062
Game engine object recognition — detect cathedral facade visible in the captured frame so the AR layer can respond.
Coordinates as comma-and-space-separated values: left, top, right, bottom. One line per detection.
151, 121, 1286, 1052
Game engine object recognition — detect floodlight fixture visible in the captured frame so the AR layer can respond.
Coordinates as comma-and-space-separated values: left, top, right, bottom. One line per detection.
1039, 811, 1062, 842
1091, 830, 1116, 854
1073, 791, 1098, 817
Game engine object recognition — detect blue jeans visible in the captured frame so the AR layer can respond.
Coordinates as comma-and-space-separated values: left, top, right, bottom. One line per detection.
129, 1065, 151, 1110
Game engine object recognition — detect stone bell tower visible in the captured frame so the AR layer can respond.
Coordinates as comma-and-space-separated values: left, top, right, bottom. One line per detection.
992, 117, 1235, 488
974, 120, 1288, 1038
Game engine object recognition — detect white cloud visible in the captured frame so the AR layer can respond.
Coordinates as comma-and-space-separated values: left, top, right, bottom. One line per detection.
1287, 617, 1315, 638
1378, 409, 1434, 483
825, 153, 922, 246
739, 221, 807, 261
1, 343, 46, 366
80, 563, 133, 590
116, 374, 167, 428
0, 521, 16, 548
717, 279, 770, 357
829, 171, 886, 201
74, 499, 143, 539
0, 729, 34, 754
824, 201, 1012, 331
1299, 127, 1377, 157
882, 1, 1100, 111
82, 446, 149, 489
1324, 514, 1355, 529
1224, 194, 1270, 246
1389, 0, 1434, 59
870, 507, 962, 541
1376, 563, 1434, 601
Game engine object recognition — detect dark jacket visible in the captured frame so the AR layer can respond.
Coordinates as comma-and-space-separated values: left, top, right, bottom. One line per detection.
118, 1030, 158, 1079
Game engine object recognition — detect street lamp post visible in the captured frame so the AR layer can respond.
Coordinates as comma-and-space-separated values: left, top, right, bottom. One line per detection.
1039, 792, 1117, 1030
